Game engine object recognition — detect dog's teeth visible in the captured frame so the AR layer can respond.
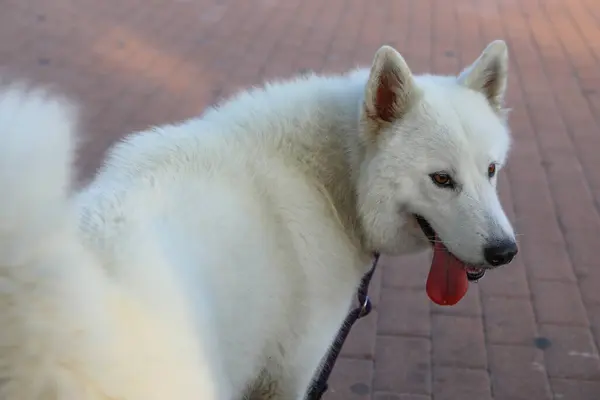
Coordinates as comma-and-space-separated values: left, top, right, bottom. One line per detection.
466, 268, 486, 282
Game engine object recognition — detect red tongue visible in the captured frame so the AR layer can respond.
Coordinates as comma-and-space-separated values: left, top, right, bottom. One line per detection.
426, 239, 469, 306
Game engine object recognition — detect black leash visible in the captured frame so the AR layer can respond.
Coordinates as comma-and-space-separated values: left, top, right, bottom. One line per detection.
306, 252, 380, 400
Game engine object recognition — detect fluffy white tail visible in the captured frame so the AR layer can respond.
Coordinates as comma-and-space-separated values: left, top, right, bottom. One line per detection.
0, 85, 77, 259
0, 84, 228, 400
0, 85, 114, 399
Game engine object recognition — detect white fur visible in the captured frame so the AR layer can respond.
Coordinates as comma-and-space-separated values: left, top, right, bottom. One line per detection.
0, 41, 515, 399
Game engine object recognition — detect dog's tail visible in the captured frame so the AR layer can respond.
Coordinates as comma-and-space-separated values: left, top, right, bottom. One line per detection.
0, 84, 115, 399
0, 84, 78, 261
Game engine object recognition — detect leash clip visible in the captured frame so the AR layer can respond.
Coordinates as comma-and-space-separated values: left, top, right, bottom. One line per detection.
358, 295, 372, 318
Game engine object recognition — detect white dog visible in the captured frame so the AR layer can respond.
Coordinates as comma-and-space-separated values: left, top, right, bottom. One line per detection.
0, 40, 517, 400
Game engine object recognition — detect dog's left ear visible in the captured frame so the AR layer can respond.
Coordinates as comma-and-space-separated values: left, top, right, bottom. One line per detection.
458, 40, 508, 112
364, 46, 416, 124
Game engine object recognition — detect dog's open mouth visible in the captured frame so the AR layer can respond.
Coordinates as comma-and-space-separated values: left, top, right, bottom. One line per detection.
414, 215, 485, 306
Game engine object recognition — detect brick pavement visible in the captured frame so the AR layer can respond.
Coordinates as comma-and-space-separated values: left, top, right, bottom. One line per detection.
2, 0, 600, 398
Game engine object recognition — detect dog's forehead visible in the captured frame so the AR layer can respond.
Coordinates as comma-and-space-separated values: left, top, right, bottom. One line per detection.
414, 80, 511, 164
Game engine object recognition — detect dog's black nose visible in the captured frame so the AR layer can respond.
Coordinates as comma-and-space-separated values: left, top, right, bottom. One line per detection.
484, 240, 518, 266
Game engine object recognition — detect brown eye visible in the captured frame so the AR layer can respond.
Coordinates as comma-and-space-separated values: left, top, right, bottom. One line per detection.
488, 163, 497, 178
430, 172, 455, 188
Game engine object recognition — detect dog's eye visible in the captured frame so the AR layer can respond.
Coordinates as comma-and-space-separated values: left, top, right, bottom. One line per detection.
430, 172, 455, 188
488, 163, 497, 178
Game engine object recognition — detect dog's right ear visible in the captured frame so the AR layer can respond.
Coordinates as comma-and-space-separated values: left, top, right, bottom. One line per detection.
364, 46, 416, 125
457, 40, 508, 113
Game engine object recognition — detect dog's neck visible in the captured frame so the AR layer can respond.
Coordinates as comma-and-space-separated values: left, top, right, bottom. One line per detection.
287, 73, 372, 255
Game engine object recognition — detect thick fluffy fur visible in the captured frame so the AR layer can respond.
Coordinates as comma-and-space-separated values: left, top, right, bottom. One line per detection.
0, 41, 516, 399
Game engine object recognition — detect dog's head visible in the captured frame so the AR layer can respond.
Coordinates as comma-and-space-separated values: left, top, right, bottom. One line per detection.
357, 40, 517, 280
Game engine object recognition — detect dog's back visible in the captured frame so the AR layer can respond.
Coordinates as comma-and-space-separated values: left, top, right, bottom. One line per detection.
0, 77, 367, 400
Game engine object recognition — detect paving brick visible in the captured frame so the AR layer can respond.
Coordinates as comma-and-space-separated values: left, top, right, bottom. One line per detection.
521, 238, 578, 283
482, 296, 538, 345
373, 394, 430, 400
433, 366, 493, 400
325, 358, 374, 400
539, 325, 600, 380
563, 230, 600, 277
373, 336, 432, 395
506, 205, 572, 286
431, 315, 487, 369
488, 345, 553, 400
587, 304, 600, 350
578, 267, 600, 306
431, 285, 482, 317
550, 378, 600, 400
531, 281, 589, 326
381, 254, 431, 290
478, 258, 531, 298
377, 288, 430, 338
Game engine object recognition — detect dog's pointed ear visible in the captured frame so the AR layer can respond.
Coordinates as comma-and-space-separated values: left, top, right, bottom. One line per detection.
458, 40, 508, 112
364, 46, 416, 124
